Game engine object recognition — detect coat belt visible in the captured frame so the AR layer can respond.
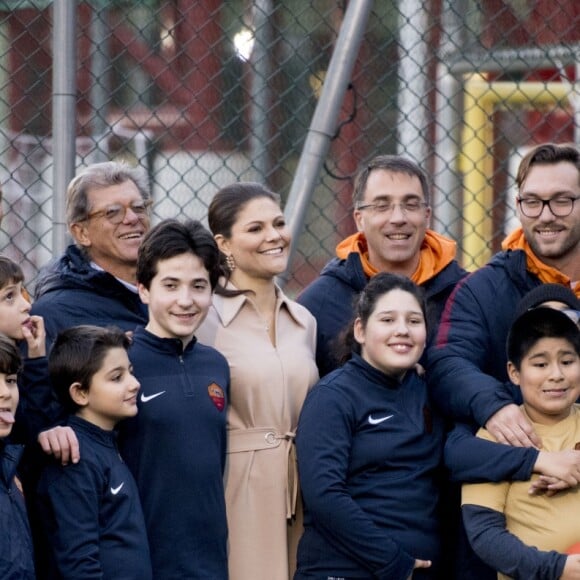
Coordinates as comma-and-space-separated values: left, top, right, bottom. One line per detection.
228, 428, 298, 519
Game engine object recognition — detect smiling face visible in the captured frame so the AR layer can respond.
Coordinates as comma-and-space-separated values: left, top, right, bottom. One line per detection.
0, 280, 32, 341
354, 170, 431, 277
216, 196, 290, 286
517, 161, 580, 273
0, 371, 18, 438
139, 252, 212, 348
354, 288, 426, 379
74, 347, 140, 431
508, 337, 580, 426
70, 180, 150, 283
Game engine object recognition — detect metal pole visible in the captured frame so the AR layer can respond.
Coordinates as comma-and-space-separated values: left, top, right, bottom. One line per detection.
281, 0, 374, 285
249, 0, 273, 181
89, 4, 109, 163
52, 0, 77, 256
397, 0, 429, 162
575, 62, 579, 146
433, 0, 465, 242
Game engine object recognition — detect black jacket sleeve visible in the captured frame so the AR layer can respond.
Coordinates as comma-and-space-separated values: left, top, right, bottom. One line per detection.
462, 504, 566, 579
37, 459, 104, 578
445, 423, 538, 483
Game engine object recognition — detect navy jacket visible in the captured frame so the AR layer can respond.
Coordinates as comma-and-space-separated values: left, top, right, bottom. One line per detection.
0, 441, 35, 579
427, 249, 542, 427
295, 354, 444, 580
31, 244, 148, 345
36, 416, 152, 580
298, 252, 466, 376
119, 327, 230, 579
15, 357, 61, 444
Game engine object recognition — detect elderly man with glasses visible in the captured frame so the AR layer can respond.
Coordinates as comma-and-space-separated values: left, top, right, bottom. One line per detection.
298, 154, 467, 377
31, 161, 151, 345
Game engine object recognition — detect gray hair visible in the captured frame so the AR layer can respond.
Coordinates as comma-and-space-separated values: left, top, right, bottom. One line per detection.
66, 161, 150, 227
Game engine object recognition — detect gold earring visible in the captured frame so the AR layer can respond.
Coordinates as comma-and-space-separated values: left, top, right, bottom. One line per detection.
226, 254, 236, 272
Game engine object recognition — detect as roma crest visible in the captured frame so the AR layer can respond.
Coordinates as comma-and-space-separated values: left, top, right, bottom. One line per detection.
208, 383, 226, 411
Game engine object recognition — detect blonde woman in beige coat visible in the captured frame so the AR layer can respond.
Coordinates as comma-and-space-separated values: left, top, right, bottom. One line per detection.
196, 182, 319, 580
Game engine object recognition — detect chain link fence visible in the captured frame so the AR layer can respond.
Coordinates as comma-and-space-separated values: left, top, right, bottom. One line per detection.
0, 0, 578, 294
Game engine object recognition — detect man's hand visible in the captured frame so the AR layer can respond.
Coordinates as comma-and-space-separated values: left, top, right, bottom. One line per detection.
561, 555, 580, 579
21, 315, 46, 359
485, 404, 541, 448
38, 426, 80, 465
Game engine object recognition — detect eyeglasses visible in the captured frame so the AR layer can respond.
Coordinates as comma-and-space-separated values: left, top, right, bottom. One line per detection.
516, 196, 579, 218
356, 200, 429, 214
85, 199, 152, 224
562, 308, 580, 326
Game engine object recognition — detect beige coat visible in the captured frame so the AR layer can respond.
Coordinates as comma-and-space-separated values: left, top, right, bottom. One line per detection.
196, 286, 318, 580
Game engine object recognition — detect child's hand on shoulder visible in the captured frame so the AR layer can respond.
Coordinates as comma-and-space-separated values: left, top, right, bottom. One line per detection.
22, 315, 46, 358
38, 425, 80, 465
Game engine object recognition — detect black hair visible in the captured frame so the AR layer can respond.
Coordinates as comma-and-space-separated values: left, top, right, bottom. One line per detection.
137, 218, 221, 290
0, 334, 22, 375
507, 307, 580, 370
336, 272, 427, 365
352, 155, 430, 206
515, 284, 580, 319
0, 255, 24, 290
49, 325, 130, 414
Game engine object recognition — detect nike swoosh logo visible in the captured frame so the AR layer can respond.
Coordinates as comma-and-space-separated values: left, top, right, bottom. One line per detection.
111, 483, 124, 495
140, 391, 166, 403
368, 414, 394, 425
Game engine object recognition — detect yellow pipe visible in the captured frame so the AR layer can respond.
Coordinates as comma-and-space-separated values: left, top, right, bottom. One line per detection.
461, 76, 570, 269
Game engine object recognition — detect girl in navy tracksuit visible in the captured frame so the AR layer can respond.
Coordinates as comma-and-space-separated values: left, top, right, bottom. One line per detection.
295, 273, 444, 580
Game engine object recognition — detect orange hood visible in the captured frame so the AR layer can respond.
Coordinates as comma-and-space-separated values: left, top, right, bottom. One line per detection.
336, 229, 458, 285
502, 227, 579, 296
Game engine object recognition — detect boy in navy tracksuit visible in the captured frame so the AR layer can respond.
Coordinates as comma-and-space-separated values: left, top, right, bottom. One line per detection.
119, 218, 230, 579
0, 335, 35, 579
0, 254, 51, 579
36, 326, 152, 579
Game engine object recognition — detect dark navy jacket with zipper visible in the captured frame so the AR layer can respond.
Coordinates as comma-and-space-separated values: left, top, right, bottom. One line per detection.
427, 249, 542, 428
31, 244, 147, 346
36, 416, 152, 579
295, 353, 444, 580
119, 326, 230, 580
298, 252, 466, 377
0, 441, 35, 579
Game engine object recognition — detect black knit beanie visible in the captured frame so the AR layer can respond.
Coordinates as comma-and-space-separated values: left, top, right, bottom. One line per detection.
515, 284, 580, 319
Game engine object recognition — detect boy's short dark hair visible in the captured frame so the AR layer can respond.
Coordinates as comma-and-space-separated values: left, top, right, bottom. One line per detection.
49, 325, 130, 414
507, 307, 580, 370
0, 255, 24, 290
137, 218, 221, 290
0, 333, 22, 375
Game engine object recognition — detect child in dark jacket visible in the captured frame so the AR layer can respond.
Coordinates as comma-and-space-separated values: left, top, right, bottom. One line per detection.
0, 254, 47, 579
295, 273, 444, 580
36, 325, 152, 579
0, 334, 35, 579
